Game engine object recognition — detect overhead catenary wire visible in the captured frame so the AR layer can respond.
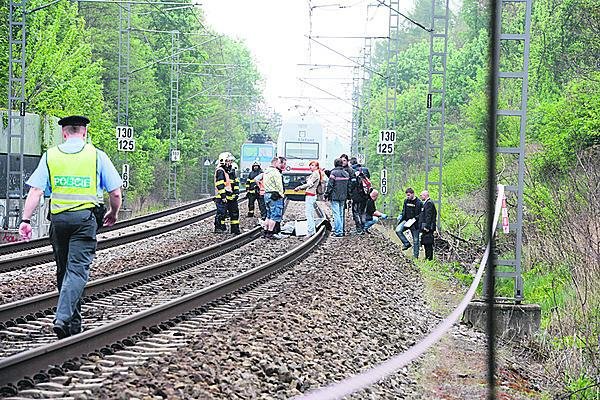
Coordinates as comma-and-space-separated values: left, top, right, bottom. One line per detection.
128, 36, 221, 74
298, 78, 358, 109
305, 35, 386, 79
374, 0, 433, 32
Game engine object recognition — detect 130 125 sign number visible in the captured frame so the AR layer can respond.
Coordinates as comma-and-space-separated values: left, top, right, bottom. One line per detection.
376, 142, 394, 154
116, 126, 134, 138
118, 138, 135, 152
379, 130, 396, 143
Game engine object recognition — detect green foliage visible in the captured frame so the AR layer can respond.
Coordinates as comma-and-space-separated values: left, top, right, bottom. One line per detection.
530, 0, 600, 96
415, 258, 474, 288
565, 373, 599, 400
529, 74, 600, 174
442, 151, 486, 195
0, 2, 266, 204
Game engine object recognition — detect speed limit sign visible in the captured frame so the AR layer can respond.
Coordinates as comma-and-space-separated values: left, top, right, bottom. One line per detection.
122, 164, 130, 189
380, 169, 388, 195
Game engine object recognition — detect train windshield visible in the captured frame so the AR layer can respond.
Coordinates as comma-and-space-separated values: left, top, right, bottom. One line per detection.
285, 142, 319, 160
241, 144, 274, 163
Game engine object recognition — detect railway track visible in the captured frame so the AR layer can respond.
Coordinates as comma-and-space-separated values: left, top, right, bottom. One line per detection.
0, 198, 215, 256
0, 218, 328, 394
0, 197, 246, 274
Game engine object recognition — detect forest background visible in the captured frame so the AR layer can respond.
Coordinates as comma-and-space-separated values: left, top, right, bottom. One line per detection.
0, 0, 598, 397
0, 0, 278, 208
357, 0, 598, 397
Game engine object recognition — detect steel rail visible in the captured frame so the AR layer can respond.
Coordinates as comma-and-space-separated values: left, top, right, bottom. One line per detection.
0, 197, 214, 256
0, 222, 328, 390
0, 226, 262, 325
0, 197, 247, 273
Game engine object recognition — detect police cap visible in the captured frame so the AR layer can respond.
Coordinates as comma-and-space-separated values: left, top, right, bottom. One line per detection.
58, 115, 90, 127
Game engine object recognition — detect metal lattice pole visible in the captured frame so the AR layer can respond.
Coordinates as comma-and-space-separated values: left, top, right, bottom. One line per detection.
383, 0, 400, 214
424, 0, 450, 231
168, 30, 180, 202
4, 0, 27, 229
350, 65, 360, 156
485, 0, 532, 302
359, 37, 372, 165
117, 3, 131, 209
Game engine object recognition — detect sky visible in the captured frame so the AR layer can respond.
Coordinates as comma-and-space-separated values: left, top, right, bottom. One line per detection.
199, 0, 415, 144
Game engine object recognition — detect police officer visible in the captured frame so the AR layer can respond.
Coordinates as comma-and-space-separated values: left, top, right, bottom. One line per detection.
18, 115, 122, 339
214, 152, 241, 234
246, 161, 265, 218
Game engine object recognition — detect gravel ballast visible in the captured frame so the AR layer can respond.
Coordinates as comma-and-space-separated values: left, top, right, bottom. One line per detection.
86, 226, 437, 399
0, 202, 258, 304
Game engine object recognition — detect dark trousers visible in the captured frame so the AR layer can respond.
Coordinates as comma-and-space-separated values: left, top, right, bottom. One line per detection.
214, 199, 227, 231
247, 192, 257, 216
247, 193, 267, 219
422, 230, 434, 260
257, 196, 266, 219
351, 199, 366, 232
226, 199, 240, 234
423, 244, 434, 260
50, 209, 97, 334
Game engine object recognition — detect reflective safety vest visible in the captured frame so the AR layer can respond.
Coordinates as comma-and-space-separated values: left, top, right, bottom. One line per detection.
47, 143, 99, 214
214, 166, 232, 199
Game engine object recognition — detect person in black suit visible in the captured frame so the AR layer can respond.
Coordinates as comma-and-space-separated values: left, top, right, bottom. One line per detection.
419, 190, 437, 260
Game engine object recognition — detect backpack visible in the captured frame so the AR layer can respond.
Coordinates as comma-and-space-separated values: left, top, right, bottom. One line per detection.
357, 172, 372, 196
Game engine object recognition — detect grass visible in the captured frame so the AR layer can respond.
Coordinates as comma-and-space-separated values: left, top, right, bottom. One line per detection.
494, 262, 573, 328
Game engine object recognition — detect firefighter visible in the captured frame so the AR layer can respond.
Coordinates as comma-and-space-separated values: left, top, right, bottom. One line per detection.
214, 152, 241, 234
246, 161, 263, 218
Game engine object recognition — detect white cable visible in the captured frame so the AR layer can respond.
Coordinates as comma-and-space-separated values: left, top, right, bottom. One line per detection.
295, 185, 506, 400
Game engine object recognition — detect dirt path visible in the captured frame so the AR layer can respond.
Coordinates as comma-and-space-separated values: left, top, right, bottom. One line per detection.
379, 225, 553, 399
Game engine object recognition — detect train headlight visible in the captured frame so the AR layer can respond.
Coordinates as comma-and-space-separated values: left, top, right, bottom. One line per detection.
286, 166, 291, 171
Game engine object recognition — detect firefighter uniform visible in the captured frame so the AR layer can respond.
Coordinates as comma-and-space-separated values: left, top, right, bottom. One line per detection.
214, 152, 240, 234
246, 162, 266, 218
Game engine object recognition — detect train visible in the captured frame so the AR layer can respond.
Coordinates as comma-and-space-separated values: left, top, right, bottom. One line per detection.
239, 141, 276, 184
0, 112, 60, 239
276, 115, 326, 198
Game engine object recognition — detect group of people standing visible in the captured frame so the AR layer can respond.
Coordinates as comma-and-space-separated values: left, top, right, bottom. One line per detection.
395, 188, 437, 261
320, 153, 438, 260
214, 154, 287, 239
214, 150, 437, 259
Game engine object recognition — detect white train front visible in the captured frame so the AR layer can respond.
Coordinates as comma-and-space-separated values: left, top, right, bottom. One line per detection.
276, 116, 326, 197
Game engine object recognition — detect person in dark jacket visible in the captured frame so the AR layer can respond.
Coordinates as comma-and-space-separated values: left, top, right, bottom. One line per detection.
363, 189, 388, 232
246, 162, 265, 219
325, 158, 349, 237
396, 187, 423, 258
340, 154, 356, 233
348, 157, 370, 234
419, 190, 437, 260
349, 157, 370, 178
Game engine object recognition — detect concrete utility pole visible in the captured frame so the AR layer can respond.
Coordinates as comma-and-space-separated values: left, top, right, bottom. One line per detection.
358, 36, 373, 165
117, 2, 132, 210
464, 0, 540, 343
487, 0, 534, 303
